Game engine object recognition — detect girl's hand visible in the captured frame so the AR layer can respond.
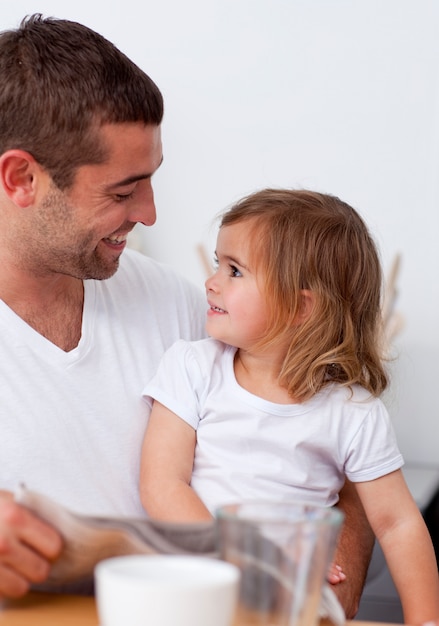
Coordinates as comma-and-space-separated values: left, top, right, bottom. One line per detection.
327, 562, 346, 585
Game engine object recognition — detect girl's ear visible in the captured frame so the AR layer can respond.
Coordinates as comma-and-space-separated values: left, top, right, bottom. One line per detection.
0, 150, 40, 208
296, 289, 315, 324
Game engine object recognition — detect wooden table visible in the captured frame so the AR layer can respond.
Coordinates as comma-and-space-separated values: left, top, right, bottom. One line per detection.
0, 593, 97, 625
0, 592, 398, 626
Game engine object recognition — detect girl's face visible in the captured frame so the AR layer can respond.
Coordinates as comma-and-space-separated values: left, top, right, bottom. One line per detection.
205, 221, 269, 350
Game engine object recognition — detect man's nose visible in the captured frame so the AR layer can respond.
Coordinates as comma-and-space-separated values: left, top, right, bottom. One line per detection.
130, 183, 157, 226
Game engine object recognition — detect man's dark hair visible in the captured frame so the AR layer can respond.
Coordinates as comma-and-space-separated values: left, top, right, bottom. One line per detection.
0, 14, 164, 188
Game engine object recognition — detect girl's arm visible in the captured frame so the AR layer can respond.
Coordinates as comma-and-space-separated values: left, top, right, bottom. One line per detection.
356, 469, 439, 625
139, 400, 212, 521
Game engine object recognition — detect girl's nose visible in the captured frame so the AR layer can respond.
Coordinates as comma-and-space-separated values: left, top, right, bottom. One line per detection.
205, 273, 218, 293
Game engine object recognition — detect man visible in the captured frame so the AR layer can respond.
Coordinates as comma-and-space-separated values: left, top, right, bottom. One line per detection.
0, 14, 373, 615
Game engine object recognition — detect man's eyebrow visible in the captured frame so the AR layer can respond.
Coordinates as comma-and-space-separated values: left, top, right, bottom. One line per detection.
110, 156, 164, 188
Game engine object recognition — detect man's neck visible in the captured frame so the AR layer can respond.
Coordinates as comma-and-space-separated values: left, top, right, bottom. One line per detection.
0, 271, 85, 352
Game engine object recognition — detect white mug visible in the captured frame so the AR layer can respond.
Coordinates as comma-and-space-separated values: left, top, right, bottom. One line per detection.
95, 554, 240, 626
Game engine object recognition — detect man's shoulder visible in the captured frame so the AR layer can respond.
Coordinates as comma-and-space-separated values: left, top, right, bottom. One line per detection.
108, 249, 206, 340
118, 248, 180, 281
115, 249, 201, 295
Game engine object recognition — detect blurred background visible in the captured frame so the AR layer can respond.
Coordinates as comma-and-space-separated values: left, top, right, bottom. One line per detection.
2, 0, 439, 466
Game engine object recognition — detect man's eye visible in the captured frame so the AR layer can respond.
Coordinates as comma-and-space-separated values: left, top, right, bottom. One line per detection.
230, 265, 242, 277
115, 190, 136, 202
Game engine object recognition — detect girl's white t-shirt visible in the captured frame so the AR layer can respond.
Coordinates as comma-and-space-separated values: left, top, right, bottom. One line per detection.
143, 337, 404, 513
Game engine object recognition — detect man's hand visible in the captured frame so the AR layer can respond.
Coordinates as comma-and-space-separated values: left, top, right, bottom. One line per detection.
0, 491, 63, 599
331, 479, 375, 619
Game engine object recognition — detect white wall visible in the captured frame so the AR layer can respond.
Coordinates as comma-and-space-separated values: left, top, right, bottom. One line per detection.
2, 1, 439, 463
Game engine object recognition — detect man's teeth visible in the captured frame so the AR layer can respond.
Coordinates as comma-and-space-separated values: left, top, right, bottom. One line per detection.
106, 235, 127, 244
211, 306, 226, 313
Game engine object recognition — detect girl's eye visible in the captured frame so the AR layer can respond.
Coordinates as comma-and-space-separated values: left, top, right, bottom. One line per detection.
212, 256, 242, 277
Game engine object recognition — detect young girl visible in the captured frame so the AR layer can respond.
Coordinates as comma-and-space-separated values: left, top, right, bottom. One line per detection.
140, 188, 439, 624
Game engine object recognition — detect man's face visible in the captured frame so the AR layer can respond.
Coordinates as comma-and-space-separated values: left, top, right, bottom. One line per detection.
27, 122, 163, 280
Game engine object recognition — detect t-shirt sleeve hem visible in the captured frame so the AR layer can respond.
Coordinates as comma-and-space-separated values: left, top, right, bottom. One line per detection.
142, 385, 199, 430
345, 455, 405, 483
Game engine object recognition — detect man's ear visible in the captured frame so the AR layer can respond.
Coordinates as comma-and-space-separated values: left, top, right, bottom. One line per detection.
296, 289, 315, 324
0, 150, 40, 208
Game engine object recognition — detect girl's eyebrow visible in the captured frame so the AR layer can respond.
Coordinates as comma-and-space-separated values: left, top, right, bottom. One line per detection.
217, 250, 249, 271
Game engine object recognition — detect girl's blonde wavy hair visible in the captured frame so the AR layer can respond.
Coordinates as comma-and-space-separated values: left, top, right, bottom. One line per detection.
220, 188, 388, 402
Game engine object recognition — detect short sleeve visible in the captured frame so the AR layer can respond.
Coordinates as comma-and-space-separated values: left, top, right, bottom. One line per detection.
344, 400, 404, 482
142, 340, 206, 430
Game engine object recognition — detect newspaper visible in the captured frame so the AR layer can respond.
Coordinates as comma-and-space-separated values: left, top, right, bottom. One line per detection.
14, 484, 216, 594
14, 485, 345, 624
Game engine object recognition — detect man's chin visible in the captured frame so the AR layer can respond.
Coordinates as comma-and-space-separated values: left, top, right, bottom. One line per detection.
81, 256, 121, 281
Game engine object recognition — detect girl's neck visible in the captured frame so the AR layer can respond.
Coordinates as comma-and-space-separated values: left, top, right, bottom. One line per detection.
233, 349, 297, 404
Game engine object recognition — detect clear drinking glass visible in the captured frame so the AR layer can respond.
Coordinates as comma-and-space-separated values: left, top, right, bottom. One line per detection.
216, 502, 344, 626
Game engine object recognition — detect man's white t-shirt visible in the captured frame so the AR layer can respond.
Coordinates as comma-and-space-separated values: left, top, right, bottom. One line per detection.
143, 338, 404, 513
0, 249, 206, 518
